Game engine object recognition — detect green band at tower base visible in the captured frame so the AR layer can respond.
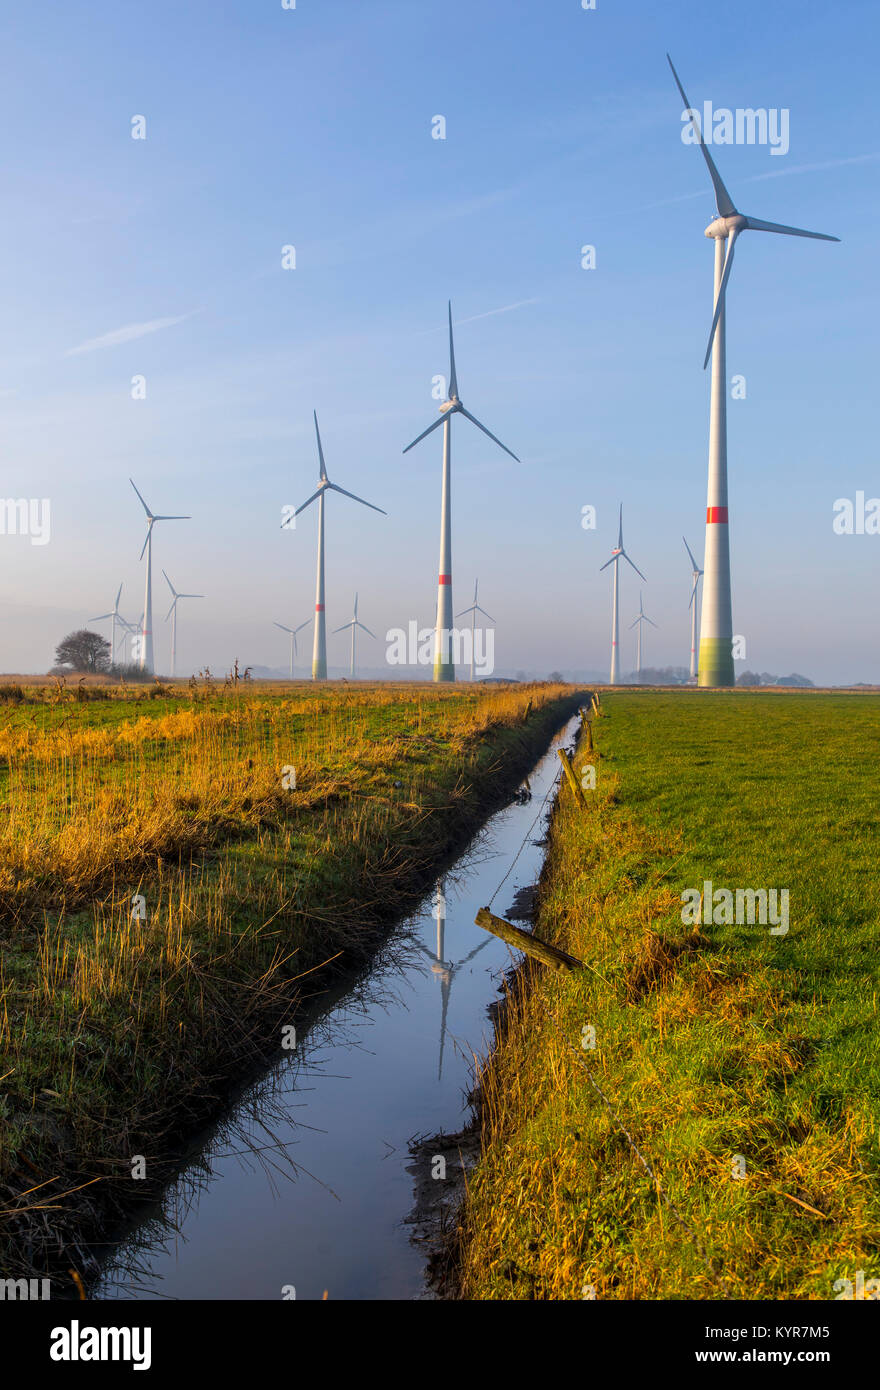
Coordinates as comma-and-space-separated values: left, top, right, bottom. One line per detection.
433, 661, 456, 683
697, 637, 735, 688
312, 661, 327, 680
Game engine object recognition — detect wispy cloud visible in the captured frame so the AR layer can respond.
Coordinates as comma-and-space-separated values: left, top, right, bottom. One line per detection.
65, 313, 196, 356
456, 299, 539, 326
746, 152, 880, 182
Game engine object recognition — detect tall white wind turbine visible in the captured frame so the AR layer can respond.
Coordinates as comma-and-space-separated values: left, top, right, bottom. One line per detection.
163, 570, 203, 679
89, 582, 127, 665
455, 578, 494, 682
600, 506, 645, 686
683, 535, 704, 680
629, 591, 658, 681
130, 480, 189, 674
403, 302, 519, 682
333, 593, 375, 679
273, 619, 312, 680
667, 55, 838, 687
284, 413, 385, 680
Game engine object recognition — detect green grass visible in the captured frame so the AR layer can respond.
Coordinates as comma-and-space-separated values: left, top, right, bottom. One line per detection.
456, 692, 880, 1300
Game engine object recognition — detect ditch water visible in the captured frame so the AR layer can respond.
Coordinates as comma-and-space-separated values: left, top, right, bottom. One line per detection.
94, 714, 579, 1301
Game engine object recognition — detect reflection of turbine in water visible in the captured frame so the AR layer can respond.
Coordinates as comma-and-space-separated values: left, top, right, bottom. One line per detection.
418, 878, 491, 1080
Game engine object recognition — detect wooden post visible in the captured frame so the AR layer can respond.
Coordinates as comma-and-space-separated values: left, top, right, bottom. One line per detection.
558, 747, 587, 809
584, 719, 593, 751
475, 908, 585, 972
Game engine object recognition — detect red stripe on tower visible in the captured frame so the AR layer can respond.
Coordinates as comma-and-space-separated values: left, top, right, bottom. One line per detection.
438, 575, 451, 585
315, 604, 325, 611
707, 506, 729, 524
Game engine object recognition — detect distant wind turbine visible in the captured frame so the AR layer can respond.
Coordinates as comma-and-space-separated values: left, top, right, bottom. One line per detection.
130, 480, 189, 674
667, 54, 838, 687
629, 591, 657, 681
683, 536, 704, 680
163, 571, 203, 679
600, 506, 645, 685
333, 593, 375, 679
89, 582, 127, 665
455, 578, 494, 682
284, 413, 385, 680
403, 302, 519, 682
273, 618, 312, 680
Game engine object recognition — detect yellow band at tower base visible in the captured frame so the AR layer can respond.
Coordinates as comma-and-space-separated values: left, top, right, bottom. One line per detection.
698, 637, 735, 688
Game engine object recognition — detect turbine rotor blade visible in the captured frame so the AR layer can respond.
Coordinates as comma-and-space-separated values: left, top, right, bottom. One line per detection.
666, 54, 738, 219
153, 514, 190, 521
683, 535, 699, 571
447, 300, 458, 398
403, 415, 446, 453
294, 619, 312, 634
274, 622, 294, 634
459, 407, 520, 462
314, 411, 329, 480
139, 528, 152, 562
475, 605, 495, 622
744, 215, 839, 242
289, 488, 323, 521
599, 554, 618, 573
162, 569, 177, 596
327, 482, 386, 514
622, 551, 647, 582
356, 623, 376, 639
703, 227, 740, 369
129, 478, 153, 518
165, 601, 176, 621
89, 613, 113, 622
115, 582, 124, 609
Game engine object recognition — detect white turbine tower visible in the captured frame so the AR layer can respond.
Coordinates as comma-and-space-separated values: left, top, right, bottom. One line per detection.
403, 302, 519, 683
284, 413, 385, 680
600, 506, 645, 686
683, 535, 704, 681
333, 593, 375, 679
273, 619, 312, 679
667, 55, 838, 687
455, 578, 494, 682
89, 583, 127, 665
130, 480, 189, 674
629, 591, 657, 681
163, 571, 203, 679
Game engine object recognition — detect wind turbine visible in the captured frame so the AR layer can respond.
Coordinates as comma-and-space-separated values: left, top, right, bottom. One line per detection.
273, 619, 312, 679
89, 582, 127, 665
629, 591, 657, 681
332, 593, 375, 679
284, 413, 385, 680
667, 54, 838, 687
600, 506, 645, 685
130, 480, 189, 674
403, 302, 519, 682
163, 571, 203, 679
683, 535, 704, 680
455, 578, 494, 682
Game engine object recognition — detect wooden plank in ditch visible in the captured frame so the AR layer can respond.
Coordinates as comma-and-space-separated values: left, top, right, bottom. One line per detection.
475, 907, 585, 972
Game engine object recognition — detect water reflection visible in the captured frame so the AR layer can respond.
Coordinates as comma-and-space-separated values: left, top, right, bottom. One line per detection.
93, 715, 577, 1301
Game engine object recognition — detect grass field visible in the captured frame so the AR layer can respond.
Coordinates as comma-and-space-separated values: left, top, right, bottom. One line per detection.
455, 692, 880, 1300
0, 677, 581, 1287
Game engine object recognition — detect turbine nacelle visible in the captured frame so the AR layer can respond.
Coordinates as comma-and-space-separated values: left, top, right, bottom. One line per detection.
705, 213, 747, 240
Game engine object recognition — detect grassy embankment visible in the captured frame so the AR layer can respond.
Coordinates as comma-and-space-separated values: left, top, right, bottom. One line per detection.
456, 691, 880, 1299
0, 677, 582, 1287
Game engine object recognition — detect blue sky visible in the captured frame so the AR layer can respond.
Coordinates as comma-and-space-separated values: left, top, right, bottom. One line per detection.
0, 0, 876, 681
